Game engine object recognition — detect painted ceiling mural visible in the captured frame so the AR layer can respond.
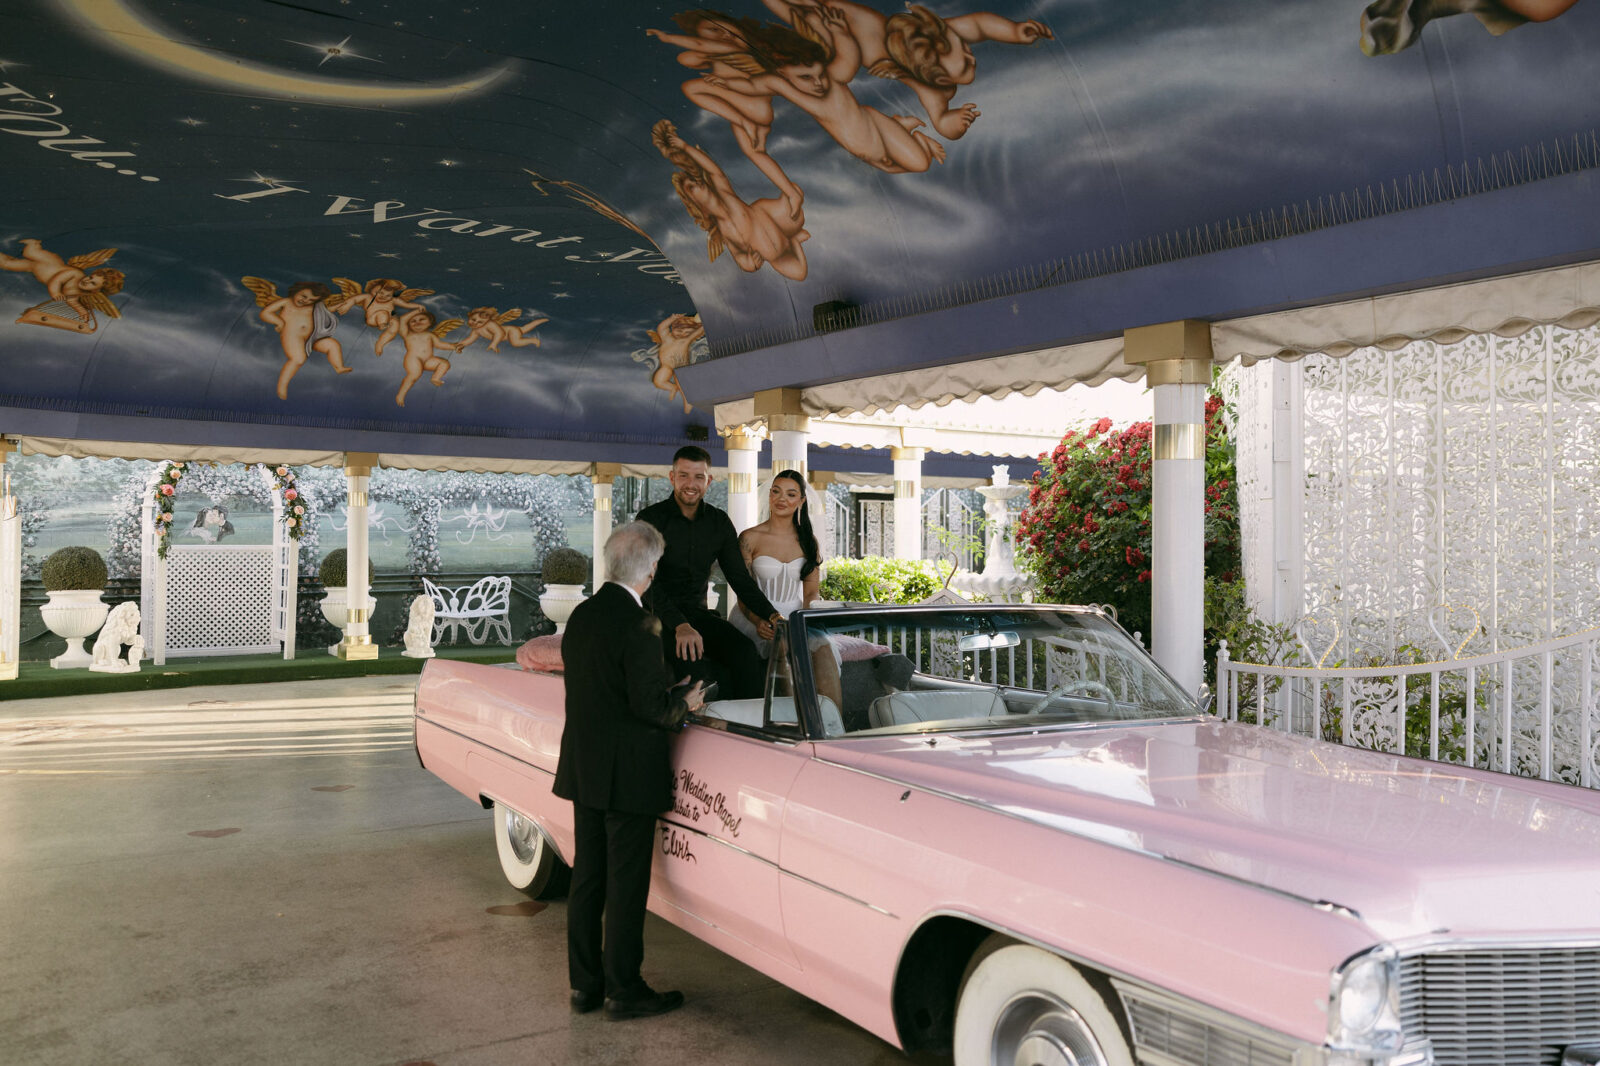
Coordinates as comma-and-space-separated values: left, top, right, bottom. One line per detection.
1, 0, 1595, 459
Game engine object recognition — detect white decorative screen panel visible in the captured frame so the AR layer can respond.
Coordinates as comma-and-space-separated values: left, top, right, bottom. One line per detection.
1293, 325, 1600, 658
164, 545, 278, 655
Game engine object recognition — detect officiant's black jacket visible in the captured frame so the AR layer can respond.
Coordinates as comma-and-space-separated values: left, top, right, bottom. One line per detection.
553, 582, 687, 815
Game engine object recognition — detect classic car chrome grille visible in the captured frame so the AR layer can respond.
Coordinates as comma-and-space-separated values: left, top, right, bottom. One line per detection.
1119, 988, 1295, 1066
1399, 948, 1600, 1066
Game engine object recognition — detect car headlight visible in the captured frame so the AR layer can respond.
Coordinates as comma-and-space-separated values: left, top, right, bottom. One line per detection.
1327, 946, 1405, 1058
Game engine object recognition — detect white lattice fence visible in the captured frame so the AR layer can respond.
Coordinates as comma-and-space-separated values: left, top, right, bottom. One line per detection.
164, 546, 278, 656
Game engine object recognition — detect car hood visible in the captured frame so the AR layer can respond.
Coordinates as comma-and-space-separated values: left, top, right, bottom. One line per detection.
820, 719, 1600, 942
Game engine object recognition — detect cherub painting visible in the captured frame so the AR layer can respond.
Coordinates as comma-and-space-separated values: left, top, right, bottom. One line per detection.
670, 8, 946, 175
1359, 0, 1580, 54
764, 1, 1051, 140
391, 308, 464, 407
330, 277, 433, 354
646, 11, 805, 214
241, 277, 354, 400
655, 119, 810, 281
458, 307, 549, 353
1, 239, 125, 334
638, 312, 707, 413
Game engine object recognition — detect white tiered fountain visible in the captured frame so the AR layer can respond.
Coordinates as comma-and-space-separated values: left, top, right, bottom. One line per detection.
953, 465, 1035, 603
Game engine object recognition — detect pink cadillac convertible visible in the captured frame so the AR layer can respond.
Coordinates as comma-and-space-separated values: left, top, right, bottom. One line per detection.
414, 604, 1600, 1066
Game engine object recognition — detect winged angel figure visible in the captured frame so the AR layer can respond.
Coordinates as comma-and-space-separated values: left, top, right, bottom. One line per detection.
1, 240, 125, 334
328, 276, 434, 354
240, 276, 355, 400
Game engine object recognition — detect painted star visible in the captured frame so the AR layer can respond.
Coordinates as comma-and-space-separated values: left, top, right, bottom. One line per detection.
348, 233, 365, 239
233, 172, 296, 188
438, 159, 459, 167
376, 252, 402, 259
551, 292, 574, 299
178, 116, 206, 127
285, 35, 381, 68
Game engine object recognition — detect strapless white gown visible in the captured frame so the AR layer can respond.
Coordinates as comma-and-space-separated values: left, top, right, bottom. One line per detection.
732, 555, 807, 654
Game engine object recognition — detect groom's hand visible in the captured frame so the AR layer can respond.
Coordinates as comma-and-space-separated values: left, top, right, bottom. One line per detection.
675, 623, 704, 661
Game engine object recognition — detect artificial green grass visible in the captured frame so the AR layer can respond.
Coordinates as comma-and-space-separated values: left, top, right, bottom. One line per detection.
0, 644, 516, 701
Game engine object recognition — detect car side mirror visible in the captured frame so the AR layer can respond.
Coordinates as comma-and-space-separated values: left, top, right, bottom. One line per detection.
1196, 682, 1214, 715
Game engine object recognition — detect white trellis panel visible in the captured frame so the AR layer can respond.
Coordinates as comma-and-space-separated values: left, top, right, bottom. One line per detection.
274, 535, 297, 660
164, 545, 279, 657
1, 511, 20, 678
140, 462, 296, 662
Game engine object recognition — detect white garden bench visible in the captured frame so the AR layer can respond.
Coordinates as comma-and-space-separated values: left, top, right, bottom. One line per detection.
421, 575, 512, 646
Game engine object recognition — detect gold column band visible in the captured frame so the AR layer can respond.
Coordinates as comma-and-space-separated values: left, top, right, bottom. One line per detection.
345, 608, 369, 624
595, 495, 612, 512
349, 490, 369, 507
728, 472, 753, 494
773, 459, 806, 477
1154, 423, 1205, 461
894, 479, 918, 500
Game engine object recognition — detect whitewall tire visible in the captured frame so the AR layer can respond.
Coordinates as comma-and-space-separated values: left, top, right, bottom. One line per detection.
953, 938, 1134, 1066
492, 801, 570, 900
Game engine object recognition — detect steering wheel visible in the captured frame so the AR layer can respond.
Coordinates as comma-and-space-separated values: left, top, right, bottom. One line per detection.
1025, 678, 1118, 719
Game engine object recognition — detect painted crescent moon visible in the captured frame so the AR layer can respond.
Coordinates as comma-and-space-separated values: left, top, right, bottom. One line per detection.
56, 0, 511, 105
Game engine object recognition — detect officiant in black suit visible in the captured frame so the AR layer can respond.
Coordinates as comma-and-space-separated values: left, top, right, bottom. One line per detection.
553, 520, 705, 1020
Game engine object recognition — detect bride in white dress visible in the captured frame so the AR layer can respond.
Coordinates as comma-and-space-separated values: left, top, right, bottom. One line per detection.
732, 470, 822, 655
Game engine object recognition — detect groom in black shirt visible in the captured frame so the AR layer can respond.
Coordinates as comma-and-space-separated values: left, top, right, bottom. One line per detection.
637, 445, 780, 700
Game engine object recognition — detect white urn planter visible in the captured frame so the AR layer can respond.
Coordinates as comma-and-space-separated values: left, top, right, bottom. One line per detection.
40, 589, 110, 670
539, 584, 586, 634
321, 587, 377, 654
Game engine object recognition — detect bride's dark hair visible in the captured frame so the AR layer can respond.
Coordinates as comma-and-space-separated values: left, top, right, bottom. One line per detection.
772, 469, 821, 577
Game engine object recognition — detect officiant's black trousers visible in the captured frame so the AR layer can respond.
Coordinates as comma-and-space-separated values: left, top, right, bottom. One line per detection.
567, 802, 655, 998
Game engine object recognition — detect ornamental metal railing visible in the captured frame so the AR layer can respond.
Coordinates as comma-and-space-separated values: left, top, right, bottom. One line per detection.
1216, 623, 1600, 789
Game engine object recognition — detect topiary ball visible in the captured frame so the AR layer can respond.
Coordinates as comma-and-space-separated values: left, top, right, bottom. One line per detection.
41, 546, 108, 591
541, 546, 590, 586
318, 548, 375, 587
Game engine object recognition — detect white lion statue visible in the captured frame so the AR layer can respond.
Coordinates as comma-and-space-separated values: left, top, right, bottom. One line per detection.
89, 601, 143, 674
402, 594, 435, 659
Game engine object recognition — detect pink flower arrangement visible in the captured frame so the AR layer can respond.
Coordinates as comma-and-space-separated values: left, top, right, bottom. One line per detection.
284, 488, 298, 501
160, 483, 174, 496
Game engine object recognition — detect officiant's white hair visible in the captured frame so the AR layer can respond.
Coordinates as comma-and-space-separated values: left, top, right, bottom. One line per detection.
604, 521, 664, 586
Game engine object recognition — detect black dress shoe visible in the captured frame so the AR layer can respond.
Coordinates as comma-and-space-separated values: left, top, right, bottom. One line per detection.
603, 988, 684, 1020
570, 990, 603, 1014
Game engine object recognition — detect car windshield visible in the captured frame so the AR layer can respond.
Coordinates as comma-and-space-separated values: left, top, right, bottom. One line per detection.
794, 607, 1199, 737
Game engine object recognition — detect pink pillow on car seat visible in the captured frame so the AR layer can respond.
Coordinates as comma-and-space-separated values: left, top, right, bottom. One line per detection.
831, 634, 890, 662
516, 635, 564, 673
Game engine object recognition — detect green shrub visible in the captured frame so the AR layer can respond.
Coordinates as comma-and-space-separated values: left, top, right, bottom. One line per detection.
819, 556, 954, 604
541, 547, 590, 586
41, 546, 108, 591
318, 548, 373, 587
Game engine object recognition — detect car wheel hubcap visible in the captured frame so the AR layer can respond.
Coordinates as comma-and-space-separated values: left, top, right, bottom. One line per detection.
992, 993, 1108, 1066
504, 807, 540, 865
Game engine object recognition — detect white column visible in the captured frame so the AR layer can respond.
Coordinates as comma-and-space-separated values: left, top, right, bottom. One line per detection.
1126, 320, 1211, 696
770, 422, 808, 478
1152, 384, 1205, 692
723, 430, 763, 532
591, 463, 619, 587
0, 445, 18, 681
337, 452, 378, 660
892, 446, 924, 561
1269, 361, 1305, 627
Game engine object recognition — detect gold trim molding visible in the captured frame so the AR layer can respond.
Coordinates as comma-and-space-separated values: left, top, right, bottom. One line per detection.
1153, 423, 1204, 461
